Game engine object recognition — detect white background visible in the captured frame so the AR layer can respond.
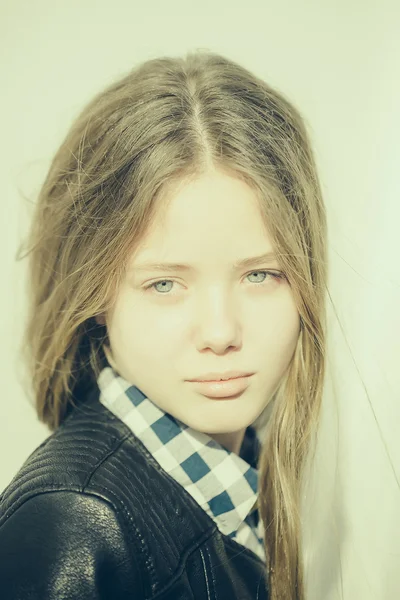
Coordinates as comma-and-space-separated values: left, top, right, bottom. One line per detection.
1, 1, 399, 598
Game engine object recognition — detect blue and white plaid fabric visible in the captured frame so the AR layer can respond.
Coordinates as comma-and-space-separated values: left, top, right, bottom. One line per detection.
97, 365, 266, 562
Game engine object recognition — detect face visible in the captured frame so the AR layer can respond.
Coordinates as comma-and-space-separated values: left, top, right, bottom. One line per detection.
98, 169, 301, 454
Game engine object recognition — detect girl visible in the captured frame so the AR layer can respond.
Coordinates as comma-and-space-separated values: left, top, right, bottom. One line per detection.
0, 50, 327, 599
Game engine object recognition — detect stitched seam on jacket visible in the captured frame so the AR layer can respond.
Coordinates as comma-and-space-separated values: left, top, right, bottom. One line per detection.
204, 544, 217, 600
82, 432, 133, 489
148, 526, 217, 600
199, 547, 212, 600
83, 482, 158, 594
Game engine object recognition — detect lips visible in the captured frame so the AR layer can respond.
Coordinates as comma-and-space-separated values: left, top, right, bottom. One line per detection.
188, 371, 252, 382
187, 374, 253, 398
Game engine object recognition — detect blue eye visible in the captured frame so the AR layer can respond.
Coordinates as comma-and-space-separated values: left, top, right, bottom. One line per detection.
144, 270, 285, 295
148, 280, 174, 293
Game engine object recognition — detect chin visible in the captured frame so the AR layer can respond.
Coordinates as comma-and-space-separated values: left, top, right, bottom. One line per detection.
187, 415, 250, 435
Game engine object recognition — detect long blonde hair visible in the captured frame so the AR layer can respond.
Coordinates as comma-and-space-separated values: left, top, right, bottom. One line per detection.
16, 50, 328, 599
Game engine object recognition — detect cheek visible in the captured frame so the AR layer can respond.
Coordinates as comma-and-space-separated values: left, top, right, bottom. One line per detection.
116, 311, 184, 358
276, 324, 301, 371
257, 313, 300, 368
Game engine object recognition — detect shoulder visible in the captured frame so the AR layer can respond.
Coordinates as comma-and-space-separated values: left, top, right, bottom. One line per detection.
0, 390, 150, 599
0, 386, 136, 522
0, 489, 145, 599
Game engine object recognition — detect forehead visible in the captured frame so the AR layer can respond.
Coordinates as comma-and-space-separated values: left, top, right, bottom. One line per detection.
127, 170, 275, 269
141, 174, 266, 239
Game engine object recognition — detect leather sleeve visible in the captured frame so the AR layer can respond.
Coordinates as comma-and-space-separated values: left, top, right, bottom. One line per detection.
0, 490, 145, 599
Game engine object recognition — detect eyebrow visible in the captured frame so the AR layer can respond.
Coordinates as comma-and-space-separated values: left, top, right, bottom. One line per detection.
132, 251, 278, 273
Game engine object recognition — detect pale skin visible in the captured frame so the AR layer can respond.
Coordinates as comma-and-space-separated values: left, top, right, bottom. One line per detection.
96, 168, 301, 455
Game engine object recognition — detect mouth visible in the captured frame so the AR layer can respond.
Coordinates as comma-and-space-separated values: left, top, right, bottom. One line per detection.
187, 374, 253, 399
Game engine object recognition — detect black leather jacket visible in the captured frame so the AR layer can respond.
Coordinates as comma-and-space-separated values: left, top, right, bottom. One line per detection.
0, 386, 269, 599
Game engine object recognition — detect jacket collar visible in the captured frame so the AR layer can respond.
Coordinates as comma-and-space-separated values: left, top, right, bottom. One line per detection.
97, 365, 265, 562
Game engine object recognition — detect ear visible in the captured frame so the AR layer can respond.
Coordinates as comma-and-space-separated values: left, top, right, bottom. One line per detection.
95, 314, 106, 326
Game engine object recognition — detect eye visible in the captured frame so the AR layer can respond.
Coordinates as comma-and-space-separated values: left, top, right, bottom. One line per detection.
146, 280, 175, 293
143, 270, 285, 295
246, 270, 284, 284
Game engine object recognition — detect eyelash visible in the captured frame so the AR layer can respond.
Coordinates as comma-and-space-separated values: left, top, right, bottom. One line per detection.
143, 270, 285, 295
